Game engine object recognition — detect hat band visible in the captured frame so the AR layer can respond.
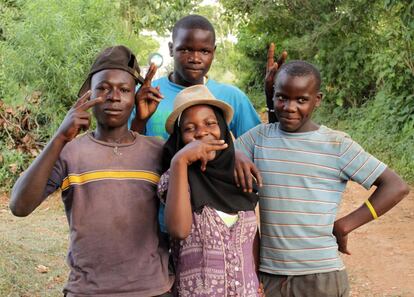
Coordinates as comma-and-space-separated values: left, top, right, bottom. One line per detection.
177, 112, 183, 128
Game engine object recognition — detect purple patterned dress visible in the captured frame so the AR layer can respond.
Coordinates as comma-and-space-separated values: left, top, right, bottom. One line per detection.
158, 171, 260, 297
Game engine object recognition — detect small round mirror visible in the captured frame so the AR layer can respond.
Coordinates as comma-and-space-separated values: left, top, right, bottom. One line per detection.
148, 53, 163, 68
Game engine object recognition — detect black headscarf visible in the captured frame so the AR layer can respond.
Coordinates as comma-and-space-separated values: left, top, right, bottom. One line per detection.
162, 107, 258, 213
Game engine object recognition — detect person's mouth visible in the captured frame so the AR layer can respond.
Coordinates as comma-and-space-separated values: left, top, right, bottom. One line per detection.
186, 68, 203, 72
103, 108, 123, 116
280, 116, 300, 123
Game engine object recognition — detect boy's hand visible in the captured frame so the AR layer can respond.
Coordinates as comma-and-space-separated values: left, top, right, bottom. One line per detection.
173, 139, 228, 171
333, 221, 351, 255
258, 282, 266, 297
234, 150, 263, 192
135, 63, 164, 120
265, 43, 288, 104
56, 90, 103, 143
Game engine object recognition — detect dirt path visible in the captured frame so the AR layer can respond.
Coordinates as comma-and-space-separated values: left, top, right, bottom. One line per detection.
339, 182, 414, 297
1, 182, 413, 296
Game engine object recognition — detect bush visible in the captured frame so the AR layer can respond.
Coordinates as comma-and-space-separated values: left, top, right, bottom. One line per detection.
0, 0, 159, 190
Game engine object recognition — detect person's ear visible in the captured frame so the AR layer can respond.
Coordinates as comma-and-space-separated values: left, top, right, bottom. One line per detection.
315, 92, 323, 107
168, 42, 174, 57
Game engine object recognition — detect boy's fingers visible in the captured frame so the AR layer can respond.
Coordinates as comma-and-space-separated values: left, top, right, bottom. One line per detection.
267, 64, 278, 80
149, 87, 164, 99
276, 50, 288, 68
251, 165, 263, 187
143, 63, 157, 86
242, 164, 253, 192
200, 157, 208, 171
234, 170, 240, 187
77, 111, 91, 120
74, 90, 92, 108
342, 246, 351, 255
236, 166, 247, 191
206, 143, 228, 152
205, 139, 225, 145
146, 93, 162, 103
79, 96, 104, 111
78, 118, 90, 131
266, 43, 275, 70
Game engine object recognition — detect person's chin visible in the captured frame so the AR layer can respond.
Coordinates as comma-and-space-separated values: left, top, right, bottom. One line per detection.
279, 123, 300, 133
184, 71, 204, 83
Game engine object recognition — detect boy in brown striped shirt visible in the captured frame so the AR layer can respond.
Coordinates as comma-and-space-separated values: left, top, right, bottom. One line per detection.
10, 46, 173, 297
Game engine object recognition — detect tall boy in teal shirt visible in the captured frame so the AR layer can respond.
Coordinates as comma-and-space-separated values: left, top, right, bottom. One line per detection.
129, 14, 261, 139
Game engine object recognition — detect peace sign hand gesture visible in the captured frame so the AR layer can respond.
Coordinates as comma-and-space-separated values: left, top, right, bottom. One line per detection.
55, 90, 104, 143
135, 63, 164, 121
265, 43, 288, 104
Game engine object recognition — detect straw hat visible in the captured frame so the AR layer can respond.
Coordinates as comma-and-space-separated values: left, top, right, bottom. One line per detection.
165, 85, 234, 134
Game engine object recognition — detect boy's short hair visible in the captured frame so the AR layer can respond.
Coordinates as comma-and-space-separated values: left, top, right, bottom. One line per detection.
172, 15, 215, 44
276, 60, 322, 91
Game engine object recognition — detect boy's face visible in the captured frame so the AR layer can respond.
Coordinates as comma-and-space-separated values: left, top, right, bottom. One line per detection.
90, 69, 136, 128
273, 72, 322, 133
169, 28, 216, 87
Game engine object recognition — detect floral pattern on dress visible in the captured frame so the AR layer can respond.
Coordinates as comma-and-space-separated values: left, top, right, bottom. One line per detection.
158, 170, 260, 297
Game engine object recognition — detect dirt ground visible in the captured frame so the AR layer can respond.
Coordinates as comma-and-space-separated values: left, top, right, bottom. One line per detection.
1, 182, 413, 296
338, 182, 414, 297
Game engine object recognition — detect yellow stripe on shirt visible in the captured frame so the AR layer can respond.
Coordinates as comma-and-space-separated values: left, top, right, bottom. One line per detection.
61, 170, 160, 191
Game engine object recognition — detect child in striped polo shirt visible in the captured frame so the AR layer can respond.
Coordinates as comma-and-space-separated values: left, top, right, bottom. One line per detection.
235, 60, 409, 297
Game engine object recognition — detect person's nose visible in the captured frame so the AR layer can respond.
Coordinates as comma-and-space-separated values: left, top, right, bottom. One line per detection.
188, 51, 202, 63
283, 99, 296, 112
106, 88, 121, 101
194, 126, 209, 139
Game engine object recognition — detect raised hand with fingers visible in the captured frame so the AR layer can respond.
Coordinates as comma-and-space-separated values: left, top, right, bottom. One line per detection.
234, 149, 263, 193
173, 139, 228, 172
265, 43, 287, 123
56, 90, 104, 143
135, 63, 164, 121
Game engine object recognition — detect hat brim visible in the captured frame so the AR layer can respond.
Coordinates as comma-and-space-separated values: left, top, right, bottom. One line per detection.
77, 70, 145, 97
165, 99, 234, 134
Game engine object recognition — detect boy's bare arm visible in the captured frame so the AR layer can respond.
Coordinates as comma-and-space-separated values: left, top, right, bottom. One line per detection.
333, 168, 410, 254
10, 92, 103, 216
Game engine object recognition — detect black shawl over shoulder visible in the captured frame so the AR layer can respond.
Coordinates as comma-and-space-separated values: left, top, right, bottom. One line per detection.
162, 107, 258, 213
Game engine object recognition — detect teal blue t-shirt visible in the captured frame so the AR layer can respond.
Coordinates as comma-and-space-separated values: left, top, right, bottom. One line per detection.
129, 76, 261, 140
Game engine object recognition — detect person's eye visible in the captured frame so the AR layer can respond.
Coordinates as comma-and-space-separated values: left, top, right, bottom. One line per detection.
275, 95, 286, 101
201, 49, 210, 55
207, 121, 217, 126
298, 98, 308, 104
180, 49, 190, 53
184, 126, 195, 132
121, 88, 130, 93
96, 85, 109, 92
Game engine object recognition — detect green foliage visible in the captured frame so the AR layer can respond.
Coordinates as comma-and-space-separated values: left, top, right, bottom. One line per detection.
221, 0, 414, 182
121, 0, 202, 36
0, 148, 29, 192
1, 0, 157, 126
0, 0, 159, 190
